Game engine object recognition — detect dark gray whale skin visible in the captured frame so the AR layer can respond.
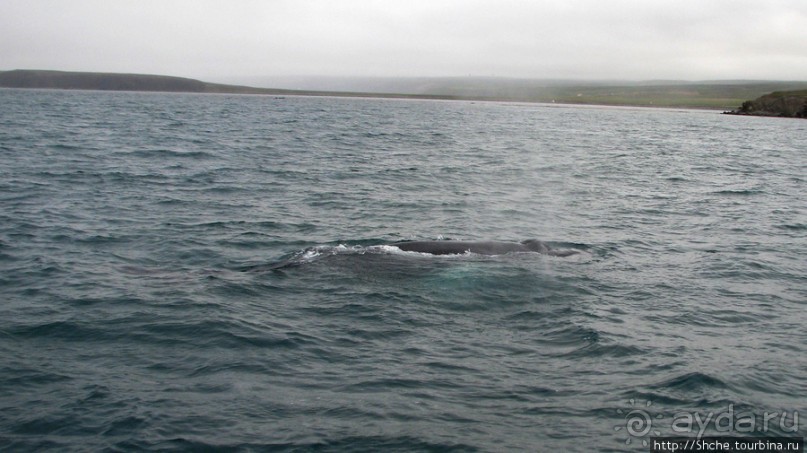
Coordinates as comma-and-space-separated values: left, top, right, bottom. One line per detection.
391, 239, 579, 256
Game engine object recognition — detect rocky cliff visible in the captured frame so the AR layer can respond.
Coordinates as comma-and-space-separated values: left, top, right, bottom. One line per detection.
725, 90, 807, 118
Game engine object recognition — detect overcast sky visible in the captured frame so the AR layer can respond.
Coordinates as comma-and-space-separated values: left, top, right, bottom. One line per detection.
2, 0, 806, 82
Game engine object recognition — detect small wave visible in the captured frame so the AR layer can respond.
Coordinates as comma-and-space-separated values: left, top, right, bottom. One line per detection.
49, 143, 82, 151
174, 220, 284, 231
776, 223, 806, 231
125, 149, 216, 159
10, 320, 111, 342
712, 189, 764, 196
0, 368, 72, 388
651, 371, 731, 392
562, 342, 647, 359
526, 324, 603, 358
668, 309, 772, 328
126, 436, 479, 452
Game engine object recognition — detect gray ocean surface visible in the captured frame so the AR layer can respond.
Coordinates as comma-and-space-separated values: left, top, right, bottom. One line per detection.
0, 89, 805, 452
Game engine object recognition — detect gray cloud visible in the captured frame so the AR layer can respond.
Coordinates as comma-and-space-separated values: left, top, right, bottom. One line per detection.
1, 0, 806, 81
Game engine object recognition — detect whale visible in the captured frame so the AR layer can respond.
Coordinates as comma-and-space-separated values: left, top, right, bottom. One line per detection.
391, 239, 580, 257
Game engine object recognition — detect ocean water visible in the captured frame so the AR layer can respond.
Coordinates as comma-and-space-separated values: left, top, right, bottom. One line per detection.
0, 89, 805, 452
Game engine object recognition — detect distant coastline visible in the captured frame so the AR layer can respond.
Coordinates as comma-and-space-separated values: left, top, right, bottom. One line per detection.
3, 69, 807, 111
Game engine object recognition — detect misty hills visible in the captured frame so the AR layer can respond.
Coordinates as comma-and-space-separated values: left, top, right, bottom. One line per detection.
3, 69, 807, 111
233, 75, 807, 109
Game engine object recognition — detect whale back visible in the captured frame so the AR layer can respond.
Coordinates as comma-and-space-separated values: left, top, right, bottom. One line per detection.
392, 239, 578, 256
522, 239, 581, 257
394, 241, 484, 255
520, 239, 551, 253
394, 240, 528, 255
